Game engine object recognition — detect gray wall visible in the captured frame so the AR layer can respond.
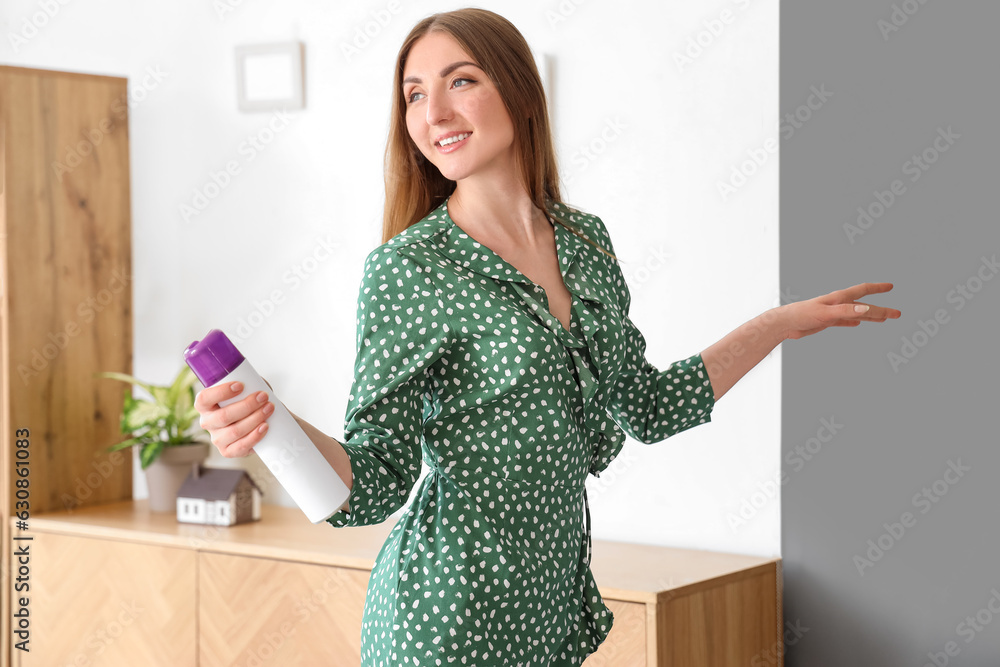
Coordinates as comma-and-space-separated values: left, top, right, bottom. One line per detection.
782, 1, 999, 665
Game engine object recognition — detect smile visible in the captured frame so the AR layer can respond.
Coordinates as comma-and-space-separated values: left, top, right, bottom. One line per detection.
436, 132, 472, 152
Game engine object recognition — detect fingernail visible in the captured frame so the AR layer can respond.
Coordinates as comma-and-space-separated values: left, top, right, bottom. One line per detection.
258, 423, 268, 434
231, 382, 243, 393
256, 391, 267, 403
263, 403, 274, 416
855, 305, 870, 313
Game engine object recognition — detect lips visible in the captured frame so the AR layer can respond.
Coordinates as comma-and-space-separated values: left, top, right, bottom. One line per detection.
435, 131, 472, 146
434, 132, 472, 154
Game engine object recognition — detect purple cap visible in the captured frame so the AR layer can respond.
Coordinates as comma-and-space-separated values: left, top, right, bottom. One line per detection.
184, 329, 245, 387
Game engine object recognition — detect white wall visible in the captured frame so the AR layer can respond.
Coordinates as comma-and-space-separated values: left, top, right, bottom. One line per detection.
1, 0, 779, 557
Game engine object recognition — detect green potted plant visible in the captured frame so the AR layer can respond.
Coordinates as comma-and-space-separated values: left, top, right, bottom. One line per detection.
96, 365, 211, 512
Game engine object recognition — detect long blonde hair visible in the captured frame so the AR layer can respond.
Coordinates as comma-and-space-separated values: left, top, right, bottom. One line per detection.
382, 8, 616, 260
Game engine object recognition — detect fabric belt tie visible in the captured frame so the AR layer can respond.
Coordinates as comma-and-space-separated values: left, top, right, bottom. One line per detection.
423, 457, 595, 570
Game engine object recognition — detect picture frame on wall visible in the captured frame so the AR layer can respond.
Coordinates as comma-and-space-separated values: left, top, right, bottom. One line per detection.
235, 41, 305, 112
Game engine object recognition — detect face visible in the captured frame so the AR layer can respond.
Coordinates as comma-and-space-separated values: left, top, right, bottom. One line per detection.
402, 31, 517, 184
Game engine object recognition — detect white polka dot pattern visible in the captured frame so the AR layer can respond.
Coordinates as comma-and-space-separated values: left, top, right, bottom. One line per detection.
327, 196, 716, 665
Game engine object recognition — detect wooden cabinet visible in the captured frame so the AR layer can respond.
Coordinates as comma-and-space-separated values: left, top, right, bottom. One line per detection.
14, 501, 782, 666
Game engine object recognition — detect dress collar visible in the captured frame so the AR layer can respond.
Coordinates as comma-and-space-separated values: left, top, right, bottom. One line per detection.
426, 195, 612, 309
400, 195, 628, 427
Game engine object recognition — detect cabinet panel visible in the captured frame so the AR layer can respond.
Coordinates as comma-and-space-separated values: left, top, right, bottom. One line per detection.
583, 599, 647, 666
199, 551, 371, 666
14, 531, 196, 667
0, 66, 134, 515
659, 568, 780, 666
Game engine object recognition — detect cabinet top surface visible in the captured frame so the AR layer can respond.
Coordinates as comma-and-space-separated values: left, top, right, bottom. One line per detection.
24, 500, 778, 600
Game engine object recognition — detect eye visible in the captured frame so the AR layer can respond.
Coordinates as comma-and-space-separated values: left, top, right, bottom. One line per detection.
405, 77, 475, 105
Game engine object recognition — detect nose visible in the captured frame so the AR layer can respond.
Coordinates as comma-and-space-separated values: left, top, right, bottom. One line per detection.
425, 90, 453, 126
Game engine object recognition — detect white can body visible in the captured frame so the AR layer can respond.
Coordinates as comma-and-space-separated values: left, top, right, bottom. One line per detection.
215, 359, 350, 523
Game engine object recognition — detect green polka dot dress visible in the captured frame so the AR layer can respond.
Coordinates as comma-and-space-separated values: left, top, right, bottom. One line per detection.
327, 195, 716, 665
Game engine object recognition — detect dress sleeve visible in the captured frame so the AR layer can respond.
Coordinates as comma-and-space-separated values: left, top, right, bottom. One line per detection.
585, 213, 717, 444
326, 246, 452, 527
607, 311, 716, 444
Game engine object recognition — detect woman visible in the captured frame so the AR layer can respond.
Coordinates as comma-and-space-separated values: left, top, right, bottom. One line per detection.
194, 8, 900, 665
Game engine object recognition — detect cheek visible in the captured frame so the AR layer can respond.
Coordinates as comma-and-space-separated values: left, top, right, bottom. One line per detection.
467, 95, 513, 136
405, 114, 422, 144
490, 104, 514, 137
464, 96, 492, 123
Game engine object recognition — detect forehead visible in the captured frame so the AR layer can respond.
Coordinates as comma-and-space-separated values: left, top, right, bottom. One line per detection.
403, 31, 475, 77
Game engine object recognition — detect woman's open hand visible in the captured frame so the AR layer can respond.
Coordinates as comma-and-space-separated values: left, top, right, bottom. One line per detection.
779, 282, 902, 341
194, 381, 274, 458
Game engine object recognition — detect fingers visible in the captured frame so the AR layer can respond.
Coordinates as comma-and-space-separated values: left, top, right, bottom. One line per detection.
847, 302, 902, 321
194, 381, 274, 458
194, 381, 245, 412
199, 390, 269, 431
826, 282, 902, 320
827, 303, 899, 328
838, 281, 895, 302
214, 404, 273, 458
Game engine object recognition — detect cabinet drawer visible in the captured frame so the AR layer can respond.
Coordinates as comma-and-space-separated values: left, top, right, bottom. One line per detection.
15, 531, 196, 667
198, 551, 370, 666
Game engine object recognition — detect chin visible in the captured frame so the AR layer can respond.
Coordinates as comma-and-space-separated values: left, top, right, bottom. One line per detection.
432, 163, 472, 183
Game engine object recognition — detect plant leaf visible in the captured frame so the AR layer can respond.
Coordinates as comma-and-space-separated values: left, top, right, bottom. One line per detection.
176, 390, 197, 432
140, 441, 165, 469
167, 366, 198, 407
149, 386, 171, 405
95, 371, 157, 395
176, 382, 194, 417
99, 366, 204, 458
123, 401, 170, 432
105, 436, 144, 452
182, 405, 201, 423
120, 389, 138, 434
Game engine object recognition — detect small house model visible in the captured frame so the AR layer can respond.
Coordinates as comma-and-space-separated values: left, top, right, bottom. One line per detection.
176, 464, 262, 526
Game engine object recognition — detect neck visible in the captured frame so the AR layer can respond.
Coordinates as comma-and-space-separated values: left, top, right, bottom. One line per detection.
449, 180, 550, 250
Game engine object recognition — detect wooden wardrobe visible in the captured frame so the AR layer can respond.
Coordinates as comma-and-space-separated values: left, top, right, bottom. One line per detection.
0, 65, 134, 665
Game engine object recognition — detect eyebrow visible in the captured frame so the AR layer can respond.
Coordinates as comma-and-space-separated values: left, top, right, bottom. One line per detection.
402, 61, 481, 86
